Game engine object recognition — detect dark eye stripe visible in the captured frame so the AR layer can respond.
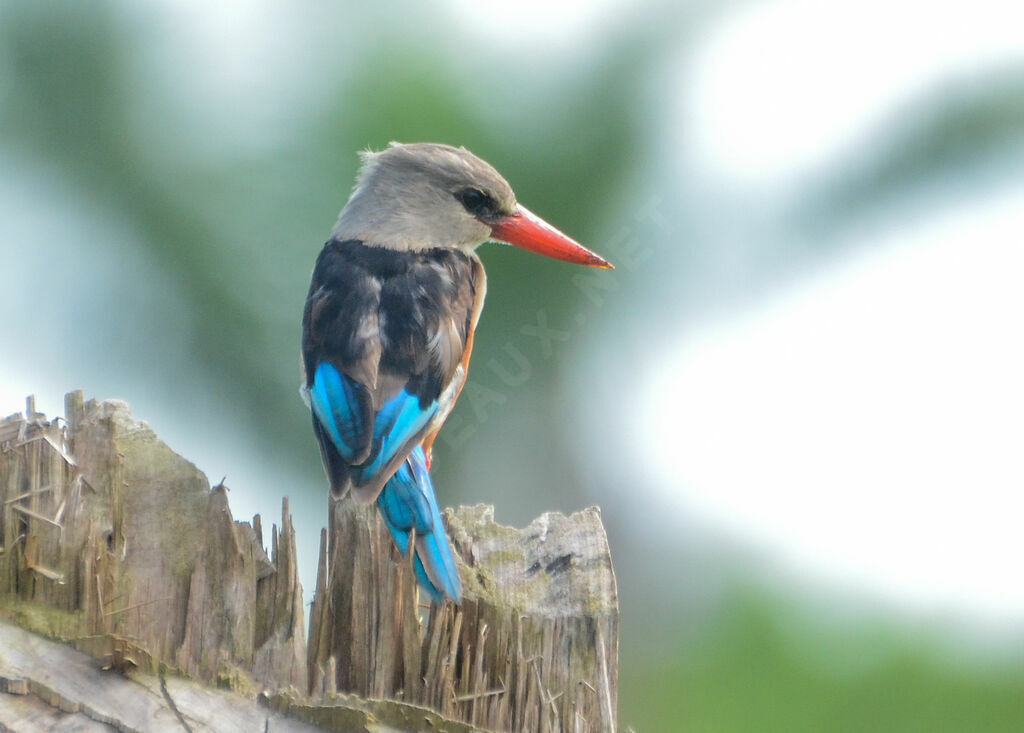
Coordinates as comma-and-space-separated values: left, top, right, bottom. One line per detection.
455, 187, 498, 219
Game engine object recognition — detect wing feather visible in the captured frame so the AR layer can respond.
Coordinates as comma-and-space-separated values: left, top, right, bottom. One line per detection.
302, 239, 478, 500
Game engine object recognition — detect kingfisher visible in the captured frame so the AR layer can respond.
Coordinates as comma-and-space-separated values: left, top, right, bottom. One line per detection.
301, 142, 611, 604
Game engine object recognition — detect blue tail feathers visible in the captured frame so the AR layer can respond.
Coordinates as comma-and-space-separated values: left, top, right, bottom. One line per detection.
377, 445, 462, 603
310, 361, 459, 602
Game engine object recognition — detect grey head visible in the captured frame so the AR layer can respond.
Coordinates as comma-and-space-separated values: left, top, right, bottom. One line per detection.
332, 142, 517, 251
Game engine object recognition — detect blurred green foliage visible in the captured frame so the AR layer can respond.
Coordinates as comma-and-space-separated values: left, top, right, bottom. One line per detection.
3, 2, 1024, 731
625, 590, 1024, 732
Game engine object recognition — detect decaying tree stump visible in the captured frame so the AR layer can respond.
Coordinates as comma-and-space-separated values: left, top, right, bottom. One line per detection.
0, 394, 307, 694
0, 393, 619, 732
309, 500, 619, 732
0, 620, 323, 732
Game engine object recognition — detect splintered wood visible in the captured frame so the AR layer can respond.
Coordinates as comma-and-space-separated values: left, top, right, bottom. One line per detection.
309, 501, 619, 733
0, 393, 306, 694
0, 394, 619, 732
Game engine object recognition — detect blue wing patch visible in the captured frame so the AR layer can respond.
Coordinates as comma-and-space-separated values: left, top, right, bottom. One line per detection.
377, 445, 462, 603
352, 389, 438, 485
311, 362, 441, 489
309, 362, 368, 463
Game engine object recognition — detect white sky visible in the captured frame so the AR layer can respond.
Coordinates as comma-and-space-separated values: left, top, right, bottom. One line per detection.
639, 183, 1024, 621
682, 0, 1024, 185
443, 0, 630, 48
634, 0, 1024, 622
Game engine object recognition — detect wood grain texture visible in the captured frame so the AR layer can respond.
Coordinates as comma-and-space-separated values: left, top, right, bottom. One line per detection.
0, 393, 306, 694
308, 501, 620, 732
1, 394, 619, 732
0, 619, 322, 732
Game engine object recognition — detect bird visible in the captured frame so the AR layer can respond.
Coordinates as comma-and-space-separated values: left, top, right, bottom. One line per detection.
301, 142, 612, 604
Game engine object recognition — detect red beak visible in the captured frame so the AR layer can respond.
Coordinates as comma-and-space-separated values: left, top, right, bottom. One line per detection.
489, 205, 613, 269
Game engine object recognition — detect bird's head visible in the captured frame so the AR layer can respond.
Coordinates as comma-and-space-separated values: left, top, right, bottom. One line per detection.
332, 142, 612, 269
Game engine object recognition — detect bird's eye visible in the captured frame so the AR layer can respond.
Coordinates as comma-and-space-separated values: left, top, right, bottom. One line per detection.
455, 187, 497, 219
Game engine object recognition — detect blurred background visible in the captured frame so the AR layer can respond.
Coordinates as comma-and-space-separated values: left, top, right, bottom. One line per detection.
3, 0, 1024, 729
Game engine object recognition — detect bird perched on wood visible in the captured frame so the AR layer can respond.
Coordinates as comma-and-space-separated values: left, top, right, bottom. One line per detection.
301, 142, 611, 604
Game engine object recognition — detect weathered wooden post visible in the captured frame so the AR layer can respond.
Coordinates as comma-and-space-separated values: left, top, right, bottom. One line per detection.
0, 393, 619, 731
307, 499, 619, 732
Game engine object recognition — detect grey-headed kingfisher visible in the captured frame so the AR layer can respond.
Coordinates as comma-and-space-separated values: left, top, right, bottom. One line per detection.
301, 143, 611, 603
